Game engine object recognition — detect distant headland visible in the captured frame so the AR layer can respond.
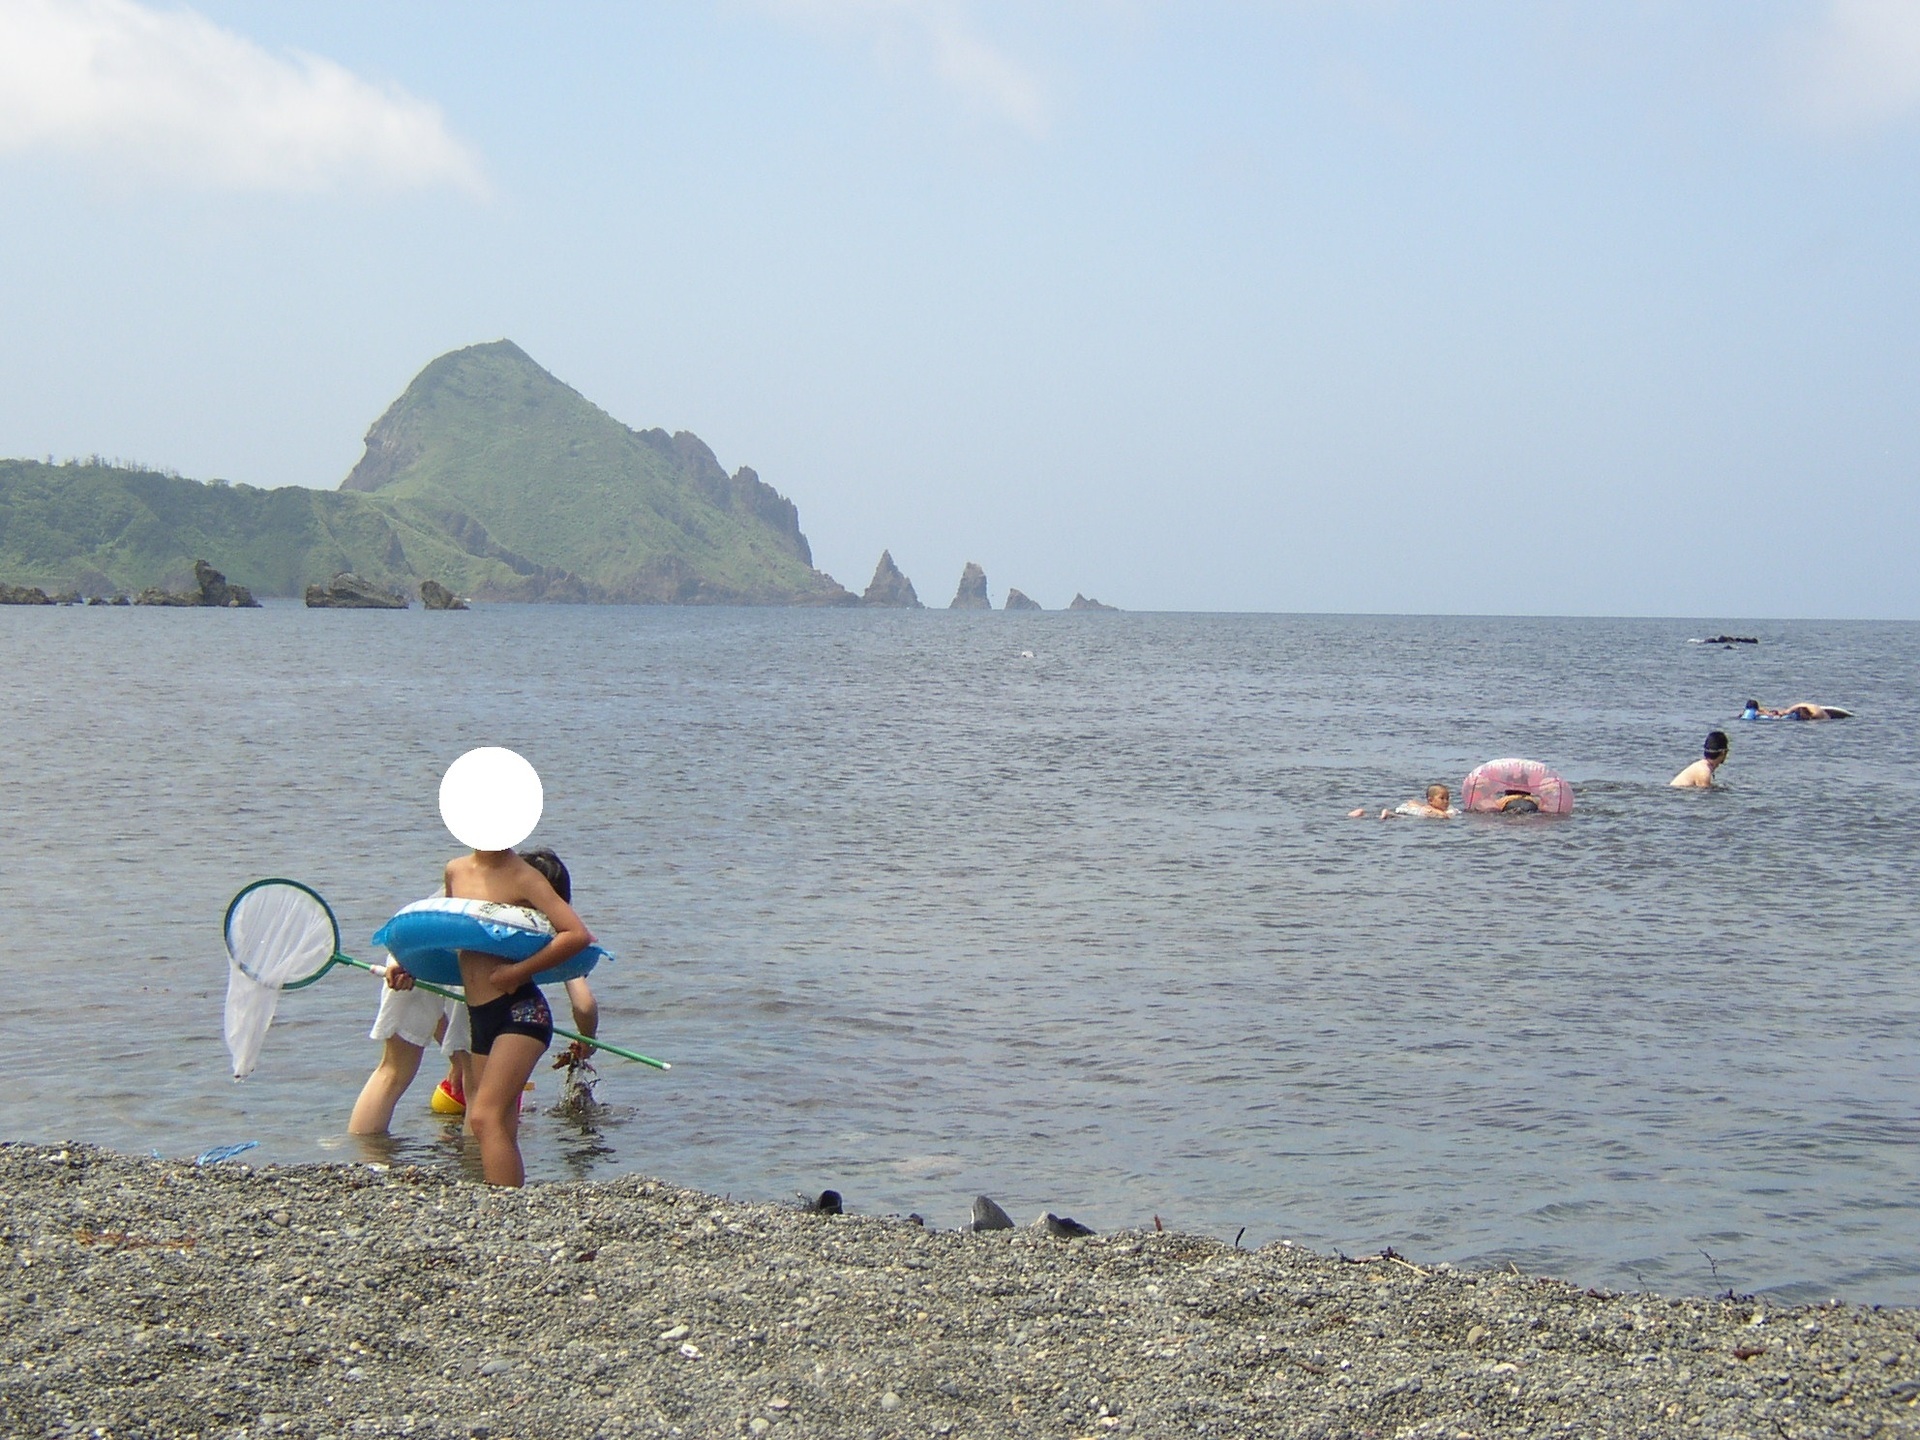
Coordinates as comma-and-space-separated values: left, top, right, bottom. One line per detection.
0, 341, 1115, 609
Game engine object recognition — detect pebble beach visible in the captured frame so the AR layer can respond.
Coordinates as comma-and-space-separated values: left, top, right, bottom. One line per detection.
3, 1145, 1916, 1439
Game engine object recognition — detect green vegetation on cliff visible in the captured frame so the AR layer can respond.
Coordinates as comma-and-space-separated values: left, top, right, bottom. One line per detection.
0, 459, 431, 596
0, 341, 851, 603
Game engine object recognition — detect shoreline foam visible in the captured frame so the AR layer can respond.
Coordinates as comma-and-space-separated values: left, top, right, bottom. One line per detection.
2, 1144, 1914, 1438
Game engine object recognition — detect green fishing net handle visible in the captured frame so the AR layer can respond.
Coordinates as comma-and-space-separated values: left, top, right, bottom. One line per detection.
224, 877, 669, 1070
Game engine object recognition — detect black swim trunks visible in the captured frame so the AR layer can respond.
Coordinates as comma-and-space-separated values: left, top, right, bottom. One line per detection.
467, 982, 553, 1055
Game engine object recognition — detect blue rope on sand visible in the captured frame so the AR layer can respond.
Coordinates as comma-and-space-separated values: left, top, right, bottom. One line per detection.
195, 1141, 259, 1166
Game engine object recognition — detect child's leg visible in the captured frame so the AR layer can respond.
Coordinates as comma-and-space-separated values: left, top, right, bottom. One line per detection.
348, 1036, 425, 1134
439, 1003, 476, 1126
460, 1051, 484, 1136
467, 1033, 546, 1185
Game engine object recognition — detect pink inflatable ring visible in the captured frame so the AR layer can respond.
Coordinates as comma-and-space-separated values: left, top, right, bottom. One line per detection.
1462, 758, 1573, 815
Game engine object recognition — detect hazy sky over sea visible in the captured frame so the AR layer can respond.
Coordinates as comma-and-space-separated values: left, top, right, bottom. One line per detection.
2, 1, 1918, 617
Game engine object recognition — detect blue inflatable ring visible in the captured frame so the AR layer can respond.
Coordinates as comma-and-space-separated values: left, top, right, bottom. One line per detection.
372, 897, 609, 988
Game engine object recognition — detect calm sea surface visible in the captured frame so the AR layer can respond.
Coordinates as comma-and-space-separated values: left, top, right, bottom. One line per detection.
3, 605, 1917, 1303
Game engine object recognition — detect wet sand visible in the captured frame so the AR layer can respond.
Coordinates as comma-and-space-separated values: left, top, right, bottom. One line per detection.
2, 1144, 1915, 1438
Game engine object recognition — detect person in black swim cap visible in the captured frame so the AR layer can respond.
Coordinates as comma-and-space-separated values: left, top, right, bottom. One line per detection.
1671, 730, 1730, 788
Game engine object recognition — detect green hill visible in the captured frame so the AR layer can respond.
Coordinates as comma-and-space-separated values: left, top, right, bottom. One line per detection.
0, 459, 436, 597
0, 341, 852, 603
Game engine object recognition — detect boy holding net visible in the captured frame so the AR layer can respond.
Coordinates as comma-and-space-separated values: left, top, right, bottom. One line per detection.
369, 846, 595, 1184
346, 849, 600, 1137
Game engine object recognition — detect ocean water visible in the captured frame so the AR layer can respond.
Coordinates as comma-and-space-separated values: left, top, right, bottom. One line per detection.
2, 604, 1916, 1304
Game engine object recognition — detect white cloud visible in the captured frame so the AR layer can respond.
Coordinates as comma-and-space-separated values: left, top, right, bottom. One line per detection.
0, 0, 485, 193
1794, 0, 1920, 133
758, 0, 1049, 134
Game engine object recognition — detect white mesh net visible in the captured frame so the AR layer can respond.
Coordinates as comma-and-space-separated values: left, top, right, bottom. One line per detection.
223, 882, 339, 1078
224, 968, 279, 1080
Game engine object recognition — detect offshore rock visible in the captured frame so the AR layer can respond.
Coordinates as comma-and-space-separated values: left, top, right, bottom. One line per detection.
0, 583, 53, 604
950, 562, 990, 610
305, 572, 409, 609
861, 550, 922, 608
190, 559, 258, 607
135, 559, 259, 607
1004, 588, 1041, 611
1068, 593, 1118, 612
419, 580, 468, 610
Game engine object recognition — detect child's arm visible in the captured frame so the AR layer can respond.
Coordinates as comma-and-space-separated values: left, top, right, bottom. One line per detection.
489, 868, 594, 991
563, 977, 599, 1062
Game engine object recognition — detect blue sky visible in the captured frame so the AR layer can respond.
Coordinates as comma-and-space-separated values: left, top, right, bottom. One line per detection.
2, 1, 1918, 616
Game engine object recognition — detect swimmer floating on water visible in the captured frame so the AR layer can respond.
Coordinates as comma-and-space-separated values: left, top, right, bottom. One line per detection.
1741, 698, 1851, 722
1670, 730, 1729, 788
1349, 784, 1458, 820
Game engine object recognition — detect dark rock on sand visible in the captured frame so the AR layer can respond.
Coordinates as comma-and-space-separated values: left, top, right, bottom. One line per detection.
1069, 592, 1118, 611
135, 559, 259, 607
970, 1194, 1014, 1232
1039, 1211, 1097, 1239
0, 583, 53, 604
1004, 587, 1042, 611
950, 562, 990, 610
305, 572, 409, 608
419, 579, 469, 610
860, 550, 922, 608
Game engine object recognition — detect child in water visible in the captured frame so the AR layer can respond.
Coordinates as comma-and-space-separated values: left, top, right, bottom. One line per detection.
380, 844, 595, 1185
1670, 731, 1729, 788
346, 972, 472, 1136
347, 849, 599, 1142
1349, 784, 1458, 820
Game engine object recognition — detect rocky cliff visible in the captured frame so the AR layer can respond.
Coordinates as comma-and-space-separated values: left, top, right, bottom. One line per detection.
339, 341, 851, 605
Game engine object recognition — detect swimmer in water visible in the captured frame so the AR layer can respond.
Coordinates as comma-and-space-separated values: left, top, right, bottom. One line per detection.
1670, 730, 1729, 788
1349, 784, 1458, 820
1744, 698, 1842, 721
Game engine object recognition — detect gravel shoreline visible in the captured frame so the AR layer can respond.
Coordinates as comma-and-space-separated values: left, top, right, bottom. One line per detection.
3, 1144, 1916, 1438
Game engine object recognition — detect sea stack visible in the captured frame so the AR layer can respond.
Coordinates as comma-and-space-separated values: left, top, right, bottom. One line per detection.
1004, 588, 1041, 611
134, 559, 259, 608
1068, 593, 1118, 612
305, 573, 409, 609
950, 562, 990, 610
419, 580, 468, 610
861, 551, 922, 608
